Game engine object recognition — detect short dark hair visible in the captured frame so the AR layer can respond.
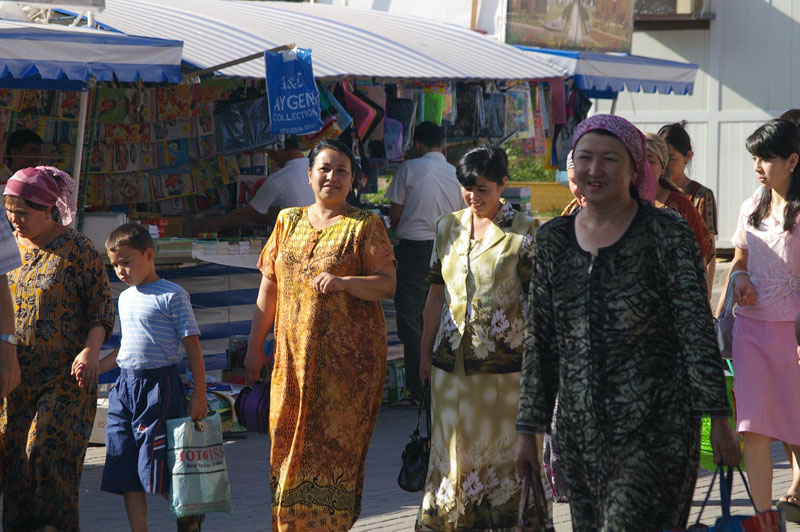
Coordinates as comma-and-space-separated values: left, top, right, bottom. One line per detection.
307, 139, 359, 178
6, 129, 42, 154
780, 109, 800, 127
657, 121, 692, 156
456, 145, 508, 187
283, 135, 302, 151
105, 223, 154, 253
414, 121, 444, 149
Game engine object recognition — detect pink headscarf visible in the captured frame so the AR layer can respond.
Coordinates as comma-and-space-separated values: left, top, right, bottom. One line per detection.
571, 114, 656, 204
4, 166, 77, 225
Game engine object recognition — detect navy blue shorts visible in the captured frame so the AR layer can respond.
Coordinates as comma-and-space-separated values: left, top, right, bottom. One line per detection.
101, 365, 186, 495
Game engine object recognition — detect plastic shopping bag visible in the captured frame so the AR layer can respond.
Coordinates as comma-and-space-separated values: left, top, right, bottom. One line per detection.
699, 363, 744, 472
664, 466, 785, 531
167, 413, 233, 517
264, 47, 323, 135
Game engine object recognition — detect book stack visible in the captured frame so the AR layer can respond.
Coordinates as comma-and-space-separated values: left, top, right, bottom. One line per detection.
502, 186, 532, 215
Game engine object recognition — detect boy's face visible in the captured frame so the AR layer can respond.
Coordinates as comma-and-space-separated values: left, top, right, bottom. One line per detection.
107, 245, 156, 286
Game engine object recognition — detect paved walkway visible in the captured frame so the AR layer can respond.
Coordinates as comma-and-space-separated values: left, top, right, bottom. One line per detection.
73, 411, 800, 531
19, 260, 800, 530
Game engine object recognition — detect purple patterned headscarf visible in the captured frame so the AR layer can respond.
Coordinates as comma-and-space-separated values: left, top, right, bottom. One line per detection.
4, 166, 78, 225
572, 114, 656, 204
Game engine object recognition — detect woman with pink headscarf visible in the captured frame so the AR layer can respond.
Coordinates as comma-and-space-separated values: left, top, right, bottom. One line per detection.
513, 115, 740, 531
2, 167, 114, 532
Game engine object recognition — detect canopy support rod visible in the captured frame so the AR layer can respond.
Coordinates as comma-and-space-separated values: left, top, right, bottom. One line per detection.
183, 43, 295, 81
70, 89, 90, 229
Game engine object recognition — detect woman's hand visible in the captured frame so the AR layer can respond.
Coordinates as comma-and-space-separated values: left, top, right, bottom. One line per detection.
513, 433, 541, 479
733, 274, 756, 306
71, 348, 99, 389
419, 352, 432, 387
710, 418, 742, 467
244, 345, 269, 385
312, 272, 347, 294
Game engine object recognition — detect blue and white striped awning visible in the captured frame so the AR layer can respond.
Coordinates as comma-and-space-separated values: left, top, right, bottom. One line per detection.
91, 0, 565, 81
0, 19, 182, 89
517, 46, 698, 97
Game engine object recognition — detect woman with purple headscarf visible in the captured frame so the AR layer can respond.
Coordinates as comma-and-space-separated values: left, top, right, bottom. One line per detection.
513, 115, 741, 530
2, 167, 114, 532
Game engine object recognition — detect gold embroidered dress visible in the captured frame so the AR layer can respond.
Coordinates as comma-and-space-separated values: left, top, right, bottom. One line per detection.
417, 200, 538, 531
2, 229, 114, 532
258, 206, 395, 531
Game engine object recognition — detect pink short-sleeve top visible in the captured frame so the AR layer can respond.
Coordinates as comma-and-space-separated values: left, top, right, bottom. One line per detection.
732, 196, 800, 322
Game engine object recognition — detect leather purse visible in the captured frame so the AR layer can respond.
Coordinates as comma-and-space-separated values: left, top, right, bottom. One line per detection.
716, 270, 748, 359
513, 468, 555, 532
397, 385, 430, 492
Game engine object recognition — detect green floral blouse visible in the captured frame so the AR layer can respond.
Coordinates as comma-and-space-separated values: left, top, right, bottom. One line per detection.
428, 200, 539, 375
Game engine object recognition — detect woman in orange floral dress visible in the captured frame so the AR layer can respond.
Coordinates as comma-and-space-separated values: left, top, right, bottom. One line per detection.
245, 139, 396, 531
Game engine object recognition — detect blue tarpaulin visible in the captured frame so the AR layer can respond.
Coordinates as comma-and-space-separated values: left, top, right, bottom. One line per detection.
0, 20, 183, 90
517, 46, 698, 98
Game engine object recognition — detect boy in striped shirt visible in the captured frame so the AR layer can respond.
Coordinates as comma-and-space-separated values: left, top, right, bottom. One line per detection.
97, 223, 207, 532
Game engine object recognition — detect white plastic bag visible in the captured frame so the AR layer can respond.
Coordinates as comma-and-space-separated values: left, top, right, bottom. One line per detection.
167, 413, 233, 517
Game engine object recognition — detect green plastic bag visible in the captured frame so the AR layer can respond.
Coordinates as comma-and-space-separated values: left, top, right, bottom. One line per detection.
699, 362, 745, 472
167, 413, 233, 517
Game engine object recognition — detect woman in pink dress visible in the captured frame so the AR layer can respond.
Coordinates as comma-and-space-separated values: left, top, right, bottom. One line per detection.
730, 119, 800, 519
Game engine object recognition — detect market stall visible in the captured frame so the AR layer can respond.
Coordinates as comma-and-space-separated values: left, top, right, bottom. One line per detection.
86, 0, 569, 214
0, 19, 188, 387
0, 20, 182, 191
35, 1, 569, 395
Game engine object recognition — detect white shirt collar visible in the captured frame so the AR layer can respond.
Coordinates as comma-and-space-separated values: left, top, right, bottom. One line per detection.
422, 151, 446, 161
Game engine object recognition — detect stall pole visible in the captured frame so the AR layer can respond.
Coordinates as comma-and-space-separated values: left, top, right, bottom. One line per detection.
70, 88, 90, 229
76, 86, 100, 232
609, 94, 618, 115
182, 43, 295, 82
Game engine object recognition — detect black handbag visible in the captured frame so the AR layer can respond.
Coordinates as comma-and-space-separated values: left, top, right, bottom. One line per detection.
397, 385, 431, 492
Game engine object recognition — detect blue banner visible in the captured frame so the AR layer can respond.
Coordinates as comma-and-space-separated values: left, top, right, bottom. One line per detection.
264, 47, 323, 135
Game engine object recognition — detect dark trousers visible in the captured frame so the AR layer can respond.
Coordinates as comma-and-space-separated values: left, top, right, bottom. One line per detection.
394, 239, 434, 400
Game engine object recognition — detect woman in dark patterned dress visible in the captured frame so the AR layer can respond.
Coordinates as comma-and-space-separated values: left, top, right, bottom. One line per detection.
513, 115, 741, 531
2, 167, 115, 532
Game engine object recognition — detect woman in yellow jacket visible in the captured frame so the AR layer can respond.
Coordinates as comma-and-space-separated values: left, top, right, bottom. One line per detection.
416, 146, 539, 531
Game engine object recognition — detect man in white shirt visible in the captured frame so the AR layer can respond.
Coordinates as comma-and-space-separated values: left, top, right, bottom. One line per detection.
386, 121, 465, 406
204, 137, 313, 233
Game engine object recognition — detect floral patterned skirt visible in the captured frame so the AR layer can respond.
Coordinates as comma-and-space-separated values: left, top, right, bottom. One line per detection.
416, 350, 534, 531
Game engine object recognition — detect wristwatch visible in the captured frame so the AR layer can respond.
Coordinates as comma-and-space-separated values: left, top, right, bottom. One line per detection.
0, 333, 17, 346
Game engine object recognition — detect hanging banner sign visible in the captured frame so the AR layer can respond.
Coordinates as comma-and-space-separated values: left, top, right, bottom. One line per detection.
265, 47, 323, 135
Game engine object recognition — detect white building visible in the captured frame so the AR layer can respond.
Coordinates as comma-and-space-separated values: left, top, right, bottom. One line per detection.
315, 0, 786, 248
594, 1, 783, 248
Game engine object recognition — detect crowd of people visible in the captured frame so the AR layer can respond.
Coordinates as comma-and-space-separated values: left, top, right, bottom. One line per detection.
0, 110, 798, 531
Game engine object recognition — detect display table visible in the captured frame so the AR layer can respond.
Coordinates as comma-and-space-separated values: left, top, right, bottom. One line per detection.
190, 252, 261, 269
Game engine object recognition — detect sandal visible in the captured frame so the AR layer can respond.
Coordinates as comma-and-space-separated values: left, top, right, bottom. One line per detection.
776, 495, 800, 523
176, 514, 205, 532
